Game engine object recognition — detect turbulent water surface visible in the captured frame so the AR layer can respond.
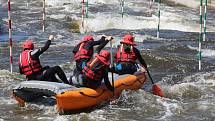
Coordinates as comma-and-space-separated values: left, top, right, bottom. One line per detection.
0, 0, 215, 120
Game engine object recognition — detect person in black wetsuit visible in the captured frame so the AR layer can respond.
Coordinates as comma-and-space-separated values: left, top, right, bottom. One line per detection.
19, 35, 70, 84
71, 35, 113, 82
114, 34, 147, 75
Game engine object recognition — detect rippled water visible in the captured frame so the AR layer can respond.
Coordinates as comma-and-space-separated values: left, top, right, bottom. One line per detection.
0, 0, 215, 120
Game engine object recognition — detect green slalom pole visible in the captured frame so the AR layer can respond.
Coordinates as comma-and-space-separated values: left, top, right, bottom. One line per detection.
203, 0, 207, 41
157, 0, 161, 38
199, 0, 203, 70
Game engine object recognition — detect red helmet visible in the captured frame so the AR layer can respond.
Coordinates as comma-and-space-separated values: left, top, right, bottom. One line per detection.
23, 40, 34, 50
96, 50, 110, 65
83, 35, 94, 42
99, 50, 110, 60
120, 34, 136, 45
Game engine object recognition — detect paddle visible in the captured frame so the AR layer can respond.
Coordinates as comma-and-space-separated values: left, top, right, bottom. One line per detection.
146, 68, 164, 97
109, 37, 114, 95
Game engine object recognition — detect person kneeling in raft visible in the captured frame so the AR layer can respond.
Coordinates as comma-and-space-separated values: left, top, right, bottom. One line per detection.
73, 50, 114, 92
114, 34, 147, 75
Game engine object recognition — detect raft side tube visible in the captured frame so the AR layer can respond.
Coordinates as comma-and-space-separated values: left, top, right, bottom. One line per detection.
12, 81, 79, 103
56, 71, 146, 111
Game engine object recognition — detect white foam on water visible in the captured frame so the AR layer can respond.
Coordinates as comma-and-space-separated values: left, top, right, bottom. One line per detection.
84, 12, 199, 33
202, 49, 215, 58
48, 14, 69, 20
157, 98, 180, 120
24, 103, 57, 115
165, 72, 215, 102
83, 14, 156, 32
167, 82, 201, 99
187, 45, 215, 58
54, 112, 107, 121
46, 0, 119, 6
89, 109, 107, 120
46, 0, 79, 6
37, 117, 55, 120
0, 97, 17, 105
0, 70, 24, 88
53, 116, 70, 121
43, 0, 215, 33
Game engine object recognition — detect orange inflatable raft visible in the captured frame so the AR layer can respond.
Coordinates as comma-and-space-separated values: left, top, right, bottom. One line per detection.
13, 71, 146, 112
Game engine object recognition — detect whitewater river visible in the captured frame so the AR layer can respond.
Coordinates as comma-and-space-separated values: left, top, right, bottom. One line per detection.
0, 0, 215, 120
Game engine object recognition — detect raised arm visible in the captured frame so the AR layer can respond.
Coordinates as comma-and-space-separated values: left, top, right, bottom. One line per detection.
31, 35, 54, 58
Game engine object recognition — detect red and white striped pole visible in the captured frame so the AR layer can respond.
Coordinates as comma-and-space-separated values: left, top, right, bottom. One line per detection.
81, 0, 85, 29
8, 0, 13, 73
42, 0, 45, 32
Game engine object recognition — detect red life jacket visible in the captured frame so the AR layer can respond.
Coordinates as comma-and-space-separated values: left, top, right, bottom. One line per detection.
115, 44, 137, 63
19, 50, 42, 75
82, 55, 109, 81
74, 41, 93, 61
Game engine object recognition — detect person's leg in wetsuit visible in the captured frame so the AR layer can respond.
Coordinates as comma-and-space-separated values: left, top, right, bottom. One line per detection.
70, 59, 89, 85
41, 66, 70, 84
76, 59, 89, 73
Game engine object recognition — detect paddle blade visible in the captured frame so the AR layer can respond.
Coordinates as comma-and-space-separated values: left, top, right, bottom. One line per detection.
152, 84, 164, 97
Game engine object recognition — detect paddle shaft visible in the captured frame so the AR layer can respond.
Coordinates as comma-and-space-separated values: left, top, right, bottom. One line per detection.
146, 68, 155, 84
110, 40, 114, 94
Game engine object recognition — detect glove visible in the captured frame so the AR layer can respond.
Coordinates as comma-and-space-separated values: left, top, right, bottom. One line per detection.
48, 35, 55, 41
101, 35, 106, 40
143, 63, 147, 69
105, 36, 113, 41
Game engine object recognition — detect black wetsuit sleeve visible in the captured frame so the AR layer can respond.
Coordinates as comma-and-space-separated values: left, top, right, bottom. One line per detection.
31, 40, 51, 58
104, 70, 114, 92
134, 47, 147, 68
85, 37, 106, 53
72, 43, 80, 54
95, 36, 109, 53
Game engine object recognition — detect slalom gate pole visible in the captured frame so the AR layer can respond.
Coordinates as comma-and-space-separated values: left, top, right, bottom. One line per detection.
120, 0, 124, 23
8, 0, 13, 73
81, 0, 85, 29
42, 0, 45, 32
199, 0, 203, 70
26, 0, 29, 7
149, 0, 152, 15
110, 40, 114, 95
84, 0, 88, 33
85, 0, 89, 18
203, 0, 207, 41
157, 0, 161, 38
